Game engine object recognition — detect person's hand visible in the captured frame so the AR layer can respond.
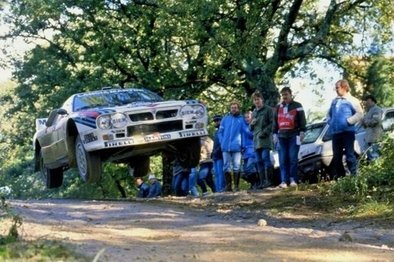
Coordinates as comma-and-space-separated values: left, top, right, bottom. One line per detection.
251, 118, 257, 125
273, 134, 278, 144
299, 132, 305, 142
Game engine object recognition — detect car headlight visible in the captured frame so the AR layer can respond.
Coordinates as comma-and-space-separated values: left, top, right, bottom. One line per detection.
180, 105, 205, 119
111, 113, 128, 128
97, 113, 127, 129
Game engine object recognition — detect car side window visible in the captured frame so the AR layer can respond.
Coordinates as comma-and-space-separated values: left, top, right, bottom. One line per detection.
382, 111, 394, 131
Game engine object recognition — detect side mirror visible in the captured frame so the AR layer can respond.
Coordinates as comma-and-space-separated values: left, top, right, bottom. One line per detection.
45, 109, 68, 127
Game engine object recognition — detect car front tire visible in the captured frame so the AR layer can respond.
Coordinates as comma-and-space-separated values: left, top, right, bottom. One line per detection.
75, 135, 102, 183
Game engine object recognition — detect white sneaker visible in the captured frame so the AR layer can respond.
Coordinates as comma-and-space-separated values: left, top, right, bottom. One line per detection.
279, 182, 287, 188
290, 181, 297, 187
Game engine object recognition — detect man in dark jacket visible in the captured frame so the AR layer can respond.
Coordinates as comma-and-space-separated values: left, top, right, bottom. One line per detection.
250, 91, 274, 189
274, 87, 306, 188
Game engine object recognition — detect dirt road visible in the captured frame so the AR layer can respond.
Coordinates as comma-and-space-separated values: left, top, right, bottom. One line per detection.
4, 191, 394, 262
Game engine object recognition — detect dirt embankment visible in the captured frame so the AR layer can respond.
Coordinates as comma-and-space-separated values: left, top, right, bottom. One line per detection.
3, 191, 394, 262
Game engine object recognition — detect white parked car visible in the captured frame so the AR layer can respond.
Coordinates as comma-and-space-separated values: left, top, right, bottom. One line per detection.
33, 87, 208, 188
298, 107, 394, 182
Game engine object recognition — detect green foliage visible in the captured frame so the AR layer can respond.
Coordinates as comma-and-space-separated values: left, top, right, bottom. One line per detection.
366, 56, 394, 107
0, 241, 88, 261
0, 198, 22, 245
329, 136, 394, 203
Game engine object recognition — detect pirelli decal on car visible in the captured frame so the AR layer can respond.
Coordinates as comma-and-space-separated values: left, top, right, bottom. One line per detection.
179, 130, 207, 137
144, 133, 171, 142
104, 139, 135, 147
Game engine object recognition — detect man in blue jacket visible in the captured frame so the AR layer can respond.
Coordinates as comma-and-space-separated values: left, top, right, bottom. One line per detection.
218, 101, 247, 191
147, 173, 162, 198
212, 115, 225, 192
327, 79, 363, 177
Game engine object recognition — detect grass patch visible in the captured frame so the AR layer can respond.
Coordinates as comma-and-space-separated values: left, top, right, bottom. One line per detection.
0, 240, 88, 261
263, 183, 394, 225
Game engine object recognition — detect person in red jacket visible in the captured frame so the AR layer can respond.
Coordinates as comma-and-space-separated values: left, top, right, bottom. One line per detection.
273, 87, 306, 188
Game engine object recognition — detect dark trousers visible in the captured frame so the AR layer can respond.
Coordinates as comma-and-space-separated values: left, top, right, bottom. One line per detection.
332, 131, 357, 177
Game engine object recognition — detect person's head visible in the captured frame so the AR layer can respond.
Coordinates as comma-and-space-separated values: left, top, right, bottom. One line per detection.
252, 90, 264, 109
148, 173, 157, 183
280, 87, 293, 104
229, 101, 241, 115
244, 110, 252, 124
335, 79, 350, 96
213, 115, 222, 128
135, 177, 144, 186
362, 94, 377, 109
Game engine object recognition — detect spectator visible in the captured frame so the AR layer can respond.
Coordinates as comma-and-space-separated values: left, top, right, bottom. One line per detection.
274, 87, 307, 188
242, 111, 259, 189
250, 91, 275, 189
172, 158, 190, 196
189, 167, 200, 197
147, 173, 162, 198
135, 177, 150, 198
197, 136, 216, 196
361, 94, 383, 161
327, 79, 363, 177
212, 115, 225, 192
218, 101, 247, 192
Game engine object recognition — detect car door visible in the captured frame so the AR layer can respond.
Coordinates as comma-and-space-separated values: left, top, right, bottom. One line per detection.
39, 109, 69, 167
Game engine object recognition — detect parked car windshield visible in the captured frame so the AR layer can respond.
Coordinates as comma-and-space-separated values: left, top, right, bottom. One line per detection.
72, 89, 163, 111
302, 122, 326, 144
382, 110, 394, 131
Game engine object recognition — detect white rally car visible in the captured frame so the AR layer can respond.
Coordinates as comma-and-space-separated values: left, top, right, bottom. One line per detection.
33, 87, 208, 188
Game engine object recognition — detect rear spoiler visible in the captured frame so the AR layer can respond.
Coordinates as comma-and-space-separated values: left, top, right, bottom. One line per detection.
35, 118, 48, 132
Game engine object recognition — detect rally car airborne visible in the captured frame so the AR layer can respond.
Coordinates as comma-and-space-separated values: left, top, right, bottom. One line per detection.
33, 87, 208, 188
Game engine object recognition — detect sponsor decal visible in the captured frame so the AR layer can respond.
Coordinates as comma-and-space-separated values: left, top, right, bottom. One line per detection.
83, 133, 98, 144
104, 139, 134, 147
179, 130, 207, 137
144, 133, 171, 142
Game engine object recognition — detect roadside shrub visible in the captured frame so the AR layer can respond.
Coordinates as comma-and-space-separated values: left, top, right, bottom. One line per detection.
329, 136, 394, 203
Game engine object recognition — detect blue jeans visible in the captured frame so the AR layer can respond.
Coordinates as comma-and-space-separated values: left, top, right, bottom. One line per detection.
197, 162, 216, 193
222, 151, 242, 173
214, 159, 225, 192
255, 148, 272, 175
332, 131, 357, 177
189, 168, 199, 197
173, 171, 189, 196
278, 136, 300, 184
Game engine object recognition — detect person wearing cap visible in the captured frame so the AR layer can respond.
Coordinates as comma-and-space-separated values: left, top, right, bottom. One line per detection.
361, 94, 383, 161
147, 173, 162, 198
135, 177, 150, 198
212, 115, 225, 192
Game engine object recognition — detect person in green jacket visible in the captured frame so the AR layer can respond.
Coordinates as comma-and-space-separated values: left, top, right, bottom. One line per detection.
250, 91, 275, 189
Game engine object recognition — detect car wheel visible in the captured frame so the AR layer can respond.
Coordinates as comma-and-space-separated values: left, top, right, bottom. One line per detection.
128, 156, 150, 177
75, 135, 102, 183
39, 150, 63, 188
176, 137, 201, 168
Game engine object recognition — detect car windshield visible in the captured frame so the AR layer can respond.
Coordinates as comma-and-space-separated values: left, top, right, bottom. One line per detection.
72, 89, 163, 111
302, 122, 326, 144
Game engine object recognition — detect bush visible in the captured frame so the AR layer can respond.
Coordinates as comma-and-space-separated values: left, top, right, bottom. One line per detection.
329, 136, 394, 203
